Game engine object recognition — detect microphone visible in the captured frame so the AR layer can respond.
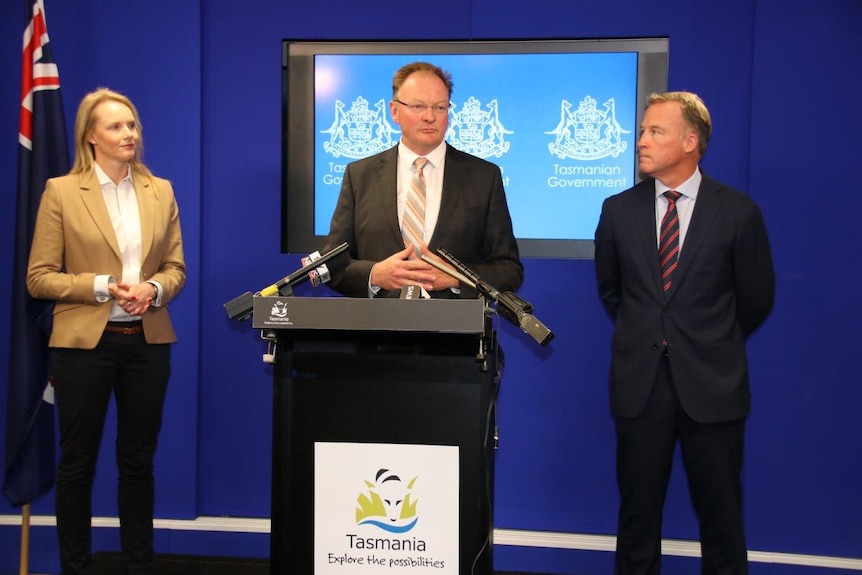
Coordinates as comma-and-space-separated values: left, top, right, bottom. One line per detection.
435, 248, 554, 346
224, 242, 350, 321
399, 285, 431, 299
419, 255, 477, 290
300, 250, 334, 288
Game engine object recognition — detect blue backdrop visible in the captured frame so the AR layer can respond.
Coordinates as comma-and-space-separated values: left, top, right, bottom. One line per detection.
1, 0, 860, 573
310, 50, 638, 239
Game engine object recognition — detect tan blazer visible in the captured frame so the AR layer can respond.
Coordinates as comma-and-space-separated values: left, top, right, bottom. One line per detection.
27, 171, 186, 349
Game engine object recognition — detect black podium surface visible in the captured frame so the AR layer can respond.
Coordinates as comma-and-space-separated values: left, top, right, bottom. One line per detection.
251, 296, 486, 333
253, 297, 498, 575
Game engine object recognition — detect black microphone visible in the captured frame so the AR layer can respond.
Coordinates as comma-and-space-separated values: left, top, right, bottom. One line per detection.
436, 248, 554, 346
224, 242, 349, 321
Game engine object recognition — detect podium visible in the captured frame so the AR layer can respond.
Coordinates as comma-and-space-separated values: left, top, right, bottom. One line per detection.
252, 297, 499, 575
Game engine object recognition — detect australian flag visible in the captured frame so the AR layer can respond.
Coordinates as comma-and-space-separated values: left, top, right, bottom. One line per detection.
3, 0, 70, 507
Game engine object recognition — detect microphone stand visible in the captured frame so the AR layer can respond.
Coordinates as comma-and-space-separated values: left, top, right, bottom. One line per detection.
223, 242, 349, 321
419, 255, 497, 369
429, 250, 554, 347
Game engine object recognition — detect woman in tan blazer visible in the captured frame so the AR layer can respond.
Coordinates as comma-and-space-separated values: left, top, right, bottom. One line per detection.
27, 87, 186, 575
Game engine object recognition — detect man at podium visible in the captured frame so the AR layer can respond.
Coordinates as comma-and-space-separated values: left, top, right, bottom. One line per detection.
323, 61, 523, 299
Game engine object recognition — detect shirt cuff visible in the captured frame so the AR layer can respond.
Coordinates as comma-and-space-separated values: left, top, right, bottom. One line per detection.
94, 275, 113, 303
368, 264, 381, 298
146, 280, 164, 307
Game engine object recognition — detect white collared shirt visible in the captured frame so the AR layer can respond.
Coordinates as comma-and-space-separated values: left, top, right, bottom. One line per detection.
397, 140, 447, 244
92, 163, 145, 320
655, 167, 702, 252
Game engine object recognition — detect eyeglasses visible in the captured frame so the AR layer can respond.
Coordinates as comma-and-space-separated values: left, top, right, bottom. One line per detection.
393, 99, 450, 116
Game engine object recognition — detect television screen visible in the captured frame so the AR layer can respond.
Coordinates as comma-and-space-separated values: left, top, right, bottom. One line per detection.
282, 39, 668, 258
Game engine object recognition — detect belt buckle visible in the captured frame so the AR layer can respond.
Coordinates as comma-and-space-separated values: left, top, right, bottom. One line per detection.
105, 323, 143, 335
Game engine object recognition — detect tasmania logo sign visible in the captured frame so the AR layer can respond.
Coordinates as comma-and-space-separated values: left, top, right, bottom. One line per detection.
315, 442, 459, 574
355, 468, 420, 533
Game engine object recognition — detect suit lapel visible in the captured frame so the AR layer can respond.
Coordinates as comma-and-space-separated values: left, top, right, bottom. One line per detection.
666, 175, 723, 298
375, 147, 403, 247
632, 180, 665, 293
135, 175, 154, 262
431, 144, 462, 250
78, 172, 122, 260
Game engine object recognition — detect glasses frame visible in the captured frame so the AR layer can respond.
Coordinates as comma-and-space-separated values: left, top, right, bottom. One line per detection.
393, 99, 451, 116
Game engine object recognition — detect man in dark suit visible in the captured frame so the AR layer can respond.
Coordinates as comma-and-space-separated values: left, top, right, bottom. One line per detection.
594, 91, 775, 575
324, 61, 523, 298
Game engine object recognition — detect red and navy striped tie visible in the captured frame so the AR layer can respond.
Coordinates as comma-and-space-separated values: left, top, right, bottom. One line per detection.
659, 190, 682, 292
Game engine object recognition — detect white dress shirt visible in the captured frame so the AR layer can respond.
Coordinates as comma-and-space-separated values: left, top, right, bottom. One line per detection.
654, 167, 702, 253
91, 164, 160, 320
397, 140, 447, 244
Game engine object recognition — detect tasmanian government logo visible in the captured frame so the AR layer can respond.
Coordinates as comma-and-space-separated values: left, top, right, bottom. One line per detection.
355, 468, 419, 534
547, 96, 630, 160
322, 96, 399, 159
447, 96, 512, 159
269, 300, 288, 318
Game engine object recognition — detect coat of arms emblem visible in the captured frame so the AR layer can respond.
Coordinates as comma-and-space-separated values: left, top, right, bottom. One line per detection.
547, 96, 630, 160
322, 97, 399, 159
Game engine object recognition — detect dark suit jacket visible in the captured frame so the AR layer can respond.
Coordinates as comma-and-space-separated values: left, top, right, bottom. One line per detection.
27, 171, 186, 349
594, 173, 775, 423
324, 143, 523, 298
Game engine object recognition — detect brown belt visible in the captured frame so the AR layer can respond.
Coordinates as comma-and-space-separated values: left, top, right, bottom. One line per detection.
104, 323, 144, 335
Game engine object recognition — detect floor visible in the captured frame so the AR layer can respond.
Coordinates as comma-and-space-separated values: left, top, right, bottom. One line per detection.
90, 552, 548, 575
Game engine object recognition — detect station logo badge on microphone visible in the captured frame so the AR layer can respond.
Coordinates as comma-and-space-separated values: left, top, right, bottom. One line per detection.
302, 251, 332, 287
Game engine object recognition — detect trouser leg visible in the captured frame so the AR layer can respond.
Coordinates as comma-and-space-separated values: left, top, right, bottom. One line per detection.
113, 337, 170, 575
53, 345, 116, 575
678, 413, 748, 575
614, 358, 678, 575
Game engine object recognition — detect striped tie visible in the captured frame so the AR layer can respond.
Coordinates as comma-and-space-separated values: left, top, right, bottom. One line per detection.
402, 157, 429, 255
659, 190, 682, 292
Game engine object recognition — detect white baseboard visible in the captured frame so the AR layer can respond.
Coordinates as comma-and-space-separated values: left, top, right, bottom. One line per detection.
2, 514, 861, 571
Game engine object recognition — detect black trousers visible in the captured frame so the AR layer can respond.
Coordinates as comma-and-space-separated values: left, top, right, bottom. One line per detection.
613, 356, 748, 575
53, 328, 170, 575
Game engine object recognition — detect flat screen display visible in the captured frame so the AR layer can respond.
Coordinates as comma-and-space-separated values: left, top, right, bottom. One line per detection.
283, 39, 668, 258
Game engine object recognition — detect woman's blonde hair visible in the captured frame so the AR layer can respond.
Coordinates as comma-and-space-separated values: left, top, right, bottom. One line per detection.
70, 87, 153, 179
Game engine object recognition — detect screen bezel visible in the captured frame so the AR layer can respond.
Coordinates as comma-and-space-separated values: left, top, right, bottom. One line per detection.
282, 38, 668, 258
